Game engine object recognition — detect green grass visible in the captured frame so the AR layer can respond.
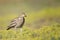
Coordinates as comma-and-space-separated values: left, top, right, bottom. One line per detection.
0, 26, 60, 40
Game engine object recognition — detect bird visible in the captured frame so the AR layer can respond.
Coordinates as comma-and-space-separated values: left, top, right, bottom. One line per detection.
6, 12, 27, 32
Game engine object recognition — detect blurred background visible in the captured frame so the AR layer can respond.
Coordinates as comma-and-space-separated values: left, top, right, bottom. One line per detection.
0, 0, 60, 40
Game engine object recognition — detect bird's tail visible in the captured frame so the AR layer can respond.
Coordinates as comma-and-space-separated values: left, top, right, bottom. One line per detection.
7, 27, 12, 30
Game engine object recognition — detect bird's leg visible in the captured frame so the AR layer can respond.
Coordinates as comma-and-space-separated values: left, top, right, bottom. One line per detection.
20, 28, 22, 33
20, 28, 23, 37
15, 27, 17, 34
15, 27, 17, 30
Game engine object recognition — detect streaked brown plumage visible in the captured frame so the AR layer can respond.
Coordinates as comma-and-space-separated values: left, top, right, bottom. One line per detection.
7, 12, 27, 30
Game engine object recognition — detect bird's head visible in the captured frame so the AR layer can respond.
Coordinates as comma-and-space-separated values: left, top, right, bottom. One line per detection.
19, 12, 27, 17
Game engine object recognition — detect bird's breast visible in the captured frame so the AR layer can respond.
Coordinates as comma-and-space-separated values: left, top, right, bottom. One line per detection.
15, 17, 25, 28
16, 18, 23, 25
